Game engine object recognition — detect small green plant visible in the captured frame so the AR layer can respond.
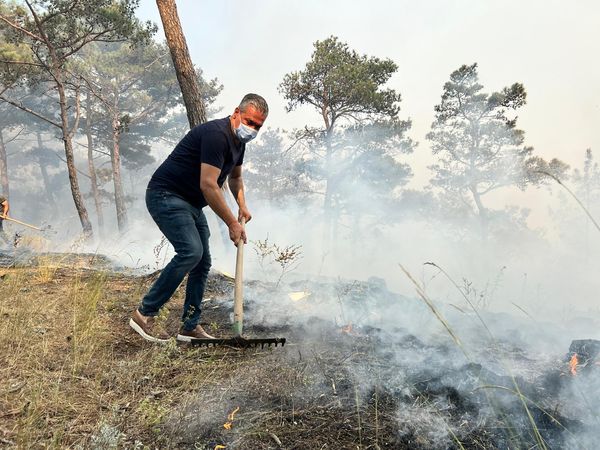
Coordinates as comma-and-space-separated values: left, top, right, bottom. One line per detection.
153, 236, 170, 270
457, 266, 505, 310
136, 398, 168, 432
89, 423, 125, 450
252, 237, 303, 288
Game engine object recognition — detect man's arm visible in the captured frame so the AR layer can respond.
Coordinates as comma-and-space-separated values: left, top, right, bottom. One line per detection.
228, 165, 252, 223
1, 200, 8, 217
200, 163, 246, 244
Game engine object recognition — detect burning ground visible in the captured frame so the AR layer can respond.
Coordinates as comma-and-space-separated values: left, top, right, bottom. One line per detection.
0, 252, 598, 449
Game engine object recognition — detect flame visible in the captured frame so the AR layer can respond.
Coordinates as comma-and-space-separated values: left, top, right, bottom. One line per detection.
223, 406, 240, 430
569, 353, 578, 376
340, 322, 365, 337
341, 323, 353, 334
214, 446, 226, 450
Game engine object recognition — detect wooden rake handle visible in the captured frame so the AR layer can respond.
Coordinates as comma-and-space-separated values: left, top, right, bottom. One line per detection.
0, 215, 41, 231
232, 217, 246, 336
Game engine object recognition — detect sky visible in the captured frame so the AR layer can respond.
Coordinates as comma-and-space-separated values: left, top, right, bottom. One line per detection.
135, 0, 600, 215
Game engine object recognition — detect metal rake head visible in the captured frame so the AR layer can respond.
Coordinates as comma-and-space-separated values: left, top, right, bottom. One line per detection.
188, 336, 286, 349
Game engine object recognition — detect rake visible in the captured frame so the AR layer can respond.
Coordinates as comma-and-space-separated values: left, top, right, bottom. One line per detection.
189, 218, 286, 349
0, 215, 42, 231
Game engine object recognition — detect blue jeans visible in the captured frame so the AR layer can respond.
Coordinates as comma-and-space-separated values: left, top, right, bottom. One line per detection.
0, 220, 10, 245
139, 189, 212, 331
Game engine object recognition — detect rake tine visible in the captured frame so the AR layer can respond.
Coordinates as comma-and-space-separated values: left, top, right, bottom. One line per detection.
187, 336, 286, 348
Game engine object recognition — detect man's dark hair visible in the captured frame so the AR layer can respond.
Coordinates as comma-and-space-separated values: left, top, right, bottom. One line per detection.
239, 93, 268, 116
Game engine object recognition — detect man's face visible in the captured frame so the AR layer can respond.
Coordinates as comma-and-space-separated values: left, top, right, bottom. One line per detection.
233, 105, 267, 132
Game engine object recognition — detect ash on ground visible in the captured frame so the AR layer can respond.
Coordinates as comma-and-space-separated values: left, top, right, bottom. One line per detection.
162, 273, 597, 450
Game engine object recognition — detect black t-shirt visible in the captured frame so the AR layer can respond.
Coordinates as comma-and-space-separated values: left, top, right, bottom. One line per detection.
0, 196, 5, 221
148, 116, 245, 208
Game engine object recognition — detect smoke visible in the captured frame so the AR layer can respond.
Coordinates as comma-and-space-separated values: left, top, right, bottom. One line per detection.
227, 126, 600, 447
4, 116, 597, 335
10, 119, 598, 328
6, 110, 600, 448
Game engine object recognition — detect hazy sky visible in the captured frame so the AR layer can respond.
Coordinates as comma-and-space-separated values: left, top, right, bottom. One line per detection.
136, 0, 600, 194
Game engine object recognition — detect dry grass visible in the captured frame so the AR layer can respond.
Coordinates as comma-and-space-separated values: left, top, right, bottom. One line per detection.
0, 264, 244, 448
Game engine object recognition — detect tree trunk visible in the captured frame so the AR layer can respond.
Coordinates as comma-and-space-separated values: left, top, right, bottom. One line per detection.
156, 0, 206, 128
85, 94, 104, 235
111, 111, 128, 232
469, 185, 489, 241
268, 170, 274, 208
0, 130, 9, 197
36, 131, 57, 212
322, 129, 335, 249
56, 77, 93, 239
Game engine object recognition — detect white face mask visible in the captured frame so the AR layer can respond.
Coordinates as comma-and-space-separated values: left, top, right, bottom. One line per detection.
235, 117, 258, 143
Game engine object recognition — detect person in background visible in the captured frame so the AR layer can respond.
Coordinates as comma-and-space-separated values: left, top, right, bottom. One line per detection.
0, 195, 10, 246
130, 94, 268, 342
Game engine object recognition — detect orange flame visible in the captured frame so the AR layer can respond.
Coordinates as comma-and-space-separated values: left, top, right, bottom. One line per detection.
569, 353, 578, 376
340, 322, 365, 337
223, 406, 240, 430
341, 323, 353, 334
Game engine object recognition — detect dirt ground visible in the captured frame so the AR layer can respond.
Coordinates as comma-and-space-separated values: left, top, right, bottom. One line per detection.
0, 254, 590, 449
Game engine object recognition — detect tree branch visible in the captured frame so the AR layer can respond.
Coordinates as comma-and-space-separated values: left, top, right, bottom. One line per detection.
29, 44, 55, 77
74, 140, 110, 156
119, 52, 169, 93
54, 152, 91, 179
23, 0, 51, 47
0, 94, 61, 128
0, 59, 44, 67
40, 0, 80, 26
128, 83, 176, 127
62, 29, 118, 58
3, 126, 26, 144
0, 13, 44, 43
64, 67, 111, 108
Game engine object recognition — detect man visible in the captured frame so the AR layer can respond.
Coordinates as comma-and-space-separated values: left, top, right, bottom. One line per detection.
130, 94, 268, 343
0, 195, 10, 246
